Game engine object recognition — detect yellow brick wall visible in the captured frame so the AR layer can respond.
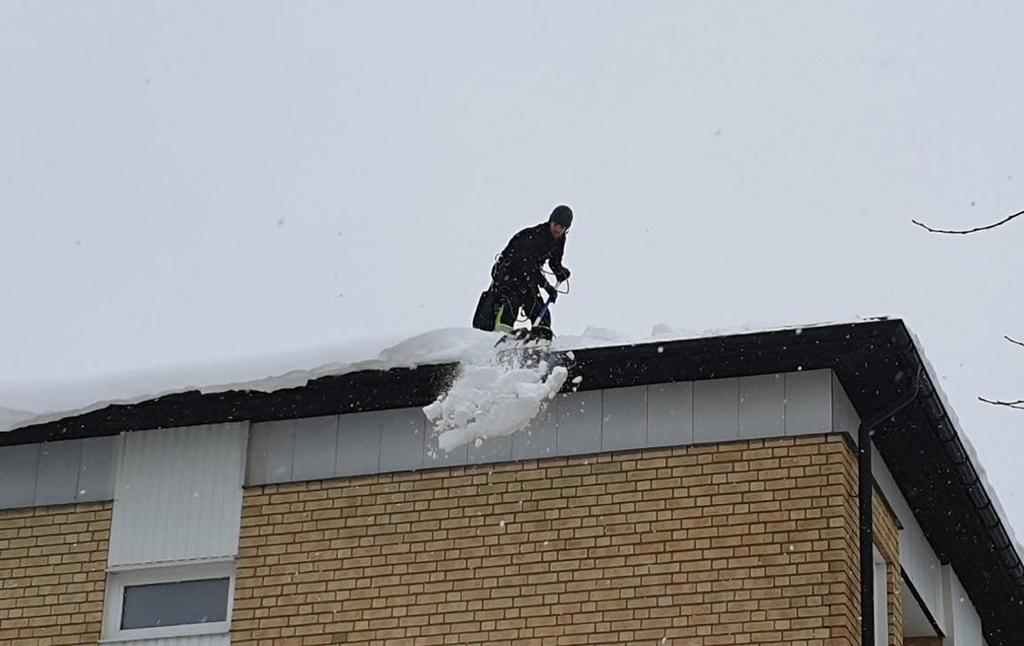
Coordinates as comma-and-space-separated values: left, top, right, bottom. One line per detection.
234, 434, 877, 645
874, 491, 902, 646
0, 502, 111, 645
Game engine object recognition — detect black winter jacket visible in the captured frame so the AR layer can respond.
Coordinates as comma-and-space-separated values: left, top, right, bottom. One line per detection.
491, 222, 568, 289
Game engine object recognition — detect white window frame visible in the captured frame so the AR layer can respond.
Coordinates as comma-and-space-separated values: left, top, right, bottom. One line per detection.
873, 546, 890, 646
101, 560, 236, 643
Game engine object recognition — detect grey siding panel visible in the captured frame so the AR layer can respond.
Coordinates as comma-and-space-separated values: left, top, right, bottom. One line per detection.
246, 420, 294, 485
832, 372, 860, 435
512, 404, 557, 460
336, 411, 381, 476
693, 378, 739, 443
292, 416, 338, 481
0, 443, 39, 508
556, 391, 602, 456
77, 436, 118, 503
224, 369, 845, 488
785, 369, 832, 435
426, 426, 469, 469
468, 434, 513, 465
602, 386, 647, 451
35, 440, 82, 506
109, 423, 247, 568
380, 408, 425, 472
739, 374, 786, 440
647, 382, 694, 448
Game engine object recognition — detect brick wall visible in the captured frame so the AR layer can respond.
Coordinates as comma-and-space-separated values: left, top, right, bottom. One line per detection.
234, 434, 881, 645
874, 493, 902, 646
0, 502, 111, 645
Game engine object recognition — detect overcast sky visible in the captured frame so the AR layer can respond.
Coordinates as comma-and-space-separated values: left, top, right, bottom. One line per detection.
1, 1, 1021, 531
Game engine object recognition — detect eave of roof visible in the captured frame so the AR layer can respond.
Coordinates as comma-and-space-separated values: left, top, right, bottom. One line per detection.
3, 319, 1020, 642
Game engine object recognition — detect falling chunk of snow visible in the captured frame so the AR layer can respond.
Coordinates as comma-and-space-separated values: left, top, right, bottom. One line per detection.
657, 346, 664, 354
788, 545, 795, 551
499, 520, 507, 528
795, 328, 803, 335
571, 376, 583, 385
425, 349, 568, 452
78, 489, 87, 496
662, 638, 669, 645
566, 351, 575, 360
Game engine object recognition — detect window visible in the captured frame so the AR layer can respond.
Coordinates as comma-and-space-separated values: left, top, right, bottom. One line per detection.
102, 561, 235, 642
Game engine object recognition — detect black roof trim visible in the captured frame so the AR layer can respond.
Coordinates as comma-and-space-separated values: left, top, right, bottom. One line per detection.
3, 319, 1021, 642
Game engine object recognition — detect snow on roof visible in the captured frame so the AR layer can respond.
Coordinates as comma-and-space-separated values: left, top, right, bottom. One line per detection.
0, 407, 35, 430
902, 326, 1024, 573
0, 319, 866, 433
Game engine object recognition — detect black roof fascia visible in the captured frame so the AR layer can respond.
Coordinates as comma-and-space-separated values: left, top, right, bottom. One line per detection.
2, 319, 1021, 642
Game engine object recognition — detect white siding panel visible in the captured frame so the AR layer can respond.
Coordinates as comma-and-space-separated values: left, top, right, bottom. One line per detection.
872, 444, 946, 631
109, 423, 247, 569
944, 565, 985, 645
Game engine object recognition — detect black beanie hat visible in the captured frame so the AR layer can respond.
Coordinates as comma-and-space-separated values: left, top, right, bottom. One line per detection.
549, 204, 573, 228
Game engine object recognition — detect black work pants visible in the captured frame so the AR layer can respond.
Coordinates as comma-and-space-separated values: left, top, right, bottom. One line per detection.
495, 282, 551, 331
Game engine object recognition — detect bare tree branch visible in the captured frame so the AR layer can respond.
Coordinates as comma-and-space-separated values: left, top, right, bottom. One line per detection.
912, 208, 1024, 235
1005, 336, 1024, 349
979, 396, 1024, 410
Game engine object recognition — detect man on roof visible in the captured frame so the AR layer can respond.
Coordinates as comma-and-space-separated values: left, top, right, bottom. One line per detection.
472, 205, 573, 340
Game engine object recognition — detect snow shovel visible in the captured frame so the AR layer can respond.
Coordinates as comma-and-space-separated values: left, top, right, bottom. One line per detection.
504, 282, 561, 344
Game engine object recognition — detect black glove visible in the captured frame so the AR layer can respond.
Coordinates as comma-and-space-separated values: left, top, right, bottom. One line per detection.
553, 266, 571, 283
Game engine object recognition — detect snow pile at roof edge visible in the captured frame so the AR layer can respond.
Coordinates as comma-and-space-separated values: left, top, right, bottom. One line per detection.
903, 326, 1024, 566
0, 317, 885, 433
